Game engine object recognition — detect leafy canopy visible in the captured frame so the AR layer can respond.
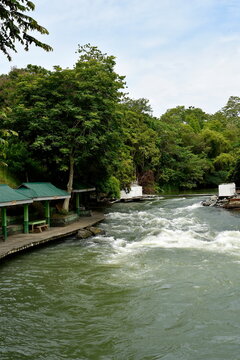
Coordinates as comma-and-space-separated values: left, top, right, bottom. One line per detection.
0, 0, 52, 60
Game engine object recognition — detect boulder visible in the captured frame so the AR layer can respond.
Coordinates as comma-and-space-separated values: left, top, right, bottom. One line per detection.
202, 195, 233, 208
87, 226, 106, 236
202, 195, 218, 207
76, 229, 93, 239
76, 227, 106, 239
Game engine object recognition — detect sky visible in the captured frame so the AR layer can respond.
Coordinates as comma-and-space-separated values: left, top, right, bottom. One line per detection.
1, 0, 240, 116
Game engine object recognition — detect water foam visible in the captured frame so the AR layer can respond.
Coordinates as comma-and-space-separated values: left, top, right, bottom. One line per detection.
105, 229, 240, 259
101, 199, 240, 260
183, 202, 203, 210
173, 202, 203, 215
211, 231, 240, 253
98, 230, 240, 265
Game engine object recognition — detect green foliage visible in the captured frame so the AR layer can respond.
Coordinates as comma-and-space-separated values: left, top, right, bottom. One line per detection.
205, 170, 229, 187
1, 48, 240, 195
222, 96, 240, 123
158, 147, 211, 189
228, 149, 240, 187
200, 128, 230, 158
0, 128, 17, 166
5, 140, 47, 181
213, 153, 235, 170
120, 98, 160, 181
0, 0, 52, 61
98, 176, 120, 199
114, 150, 135, 189
0, 45, 126, 206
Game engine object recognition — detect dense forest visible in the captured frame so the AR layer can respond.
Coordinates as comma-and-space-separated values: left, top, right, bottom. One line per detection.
1, 44, 240, 204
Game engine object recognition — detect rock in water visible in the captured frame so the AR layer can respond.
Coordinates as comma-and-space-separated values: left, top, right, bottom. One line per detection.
202, 195, 218, 206
76, 227, 106, 239
77, 229, 93, 239
87, 226, 106, 236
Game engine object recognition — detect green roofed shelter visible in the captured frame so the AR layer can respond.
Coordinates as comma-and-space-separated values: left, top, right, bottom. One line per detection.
17, 182, 70, 201
0, 184, 33, 241
0, 184, 33, 207
72, 185, 96, 215
17, 182, 71, 227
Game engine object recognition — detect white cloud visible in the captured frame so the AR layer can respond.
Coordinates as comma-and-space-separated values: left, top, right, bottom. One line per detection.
1, 0, 240, 116
115, 30, 240, 116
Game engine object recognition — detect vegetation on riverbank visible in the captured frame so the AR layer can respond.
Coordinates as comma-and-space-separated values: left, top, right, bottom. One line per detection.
1, 45, 240, 204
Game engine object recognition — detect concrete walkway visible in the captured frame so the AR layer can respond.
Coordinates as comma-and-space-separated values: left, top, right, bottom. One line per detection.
0, 212, 105, 261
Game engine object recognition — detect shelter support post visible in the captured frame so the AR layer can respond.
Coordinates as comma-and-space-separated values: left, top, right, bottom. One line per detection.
44, 201, 50, 226
1, 207, 7, 241
23, 204, 29, 234
76, 193, 80, 215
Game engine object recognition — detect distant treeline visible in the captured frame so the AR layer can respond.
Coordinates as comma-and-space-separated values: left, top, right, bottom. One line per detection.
1, 45, 240, 205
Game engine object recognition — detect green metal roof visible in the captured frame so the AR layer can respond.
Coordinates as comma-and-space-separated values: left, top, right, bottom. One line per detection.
17, 182, 70, 201
16, 187, 36, 199
0, 184, 33, 207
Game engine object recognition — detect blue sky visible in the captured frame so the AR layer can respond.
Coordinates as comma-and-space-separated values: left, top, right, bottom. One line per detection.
1, 0, 240, 116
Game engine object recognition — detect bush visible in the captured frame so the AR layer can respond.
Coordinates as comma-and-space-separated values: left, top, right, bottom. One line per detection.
98, 176, 120, 199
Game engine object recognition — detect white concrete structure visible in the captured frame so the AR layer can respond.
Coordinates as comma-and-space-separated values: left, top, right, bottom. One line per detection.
218, 183, 236, 197
120, 184, 143, 200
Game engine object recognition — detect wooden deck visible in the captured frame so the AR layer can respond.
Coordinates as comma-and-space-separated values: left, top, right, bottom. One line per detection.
0, 211, 105, 261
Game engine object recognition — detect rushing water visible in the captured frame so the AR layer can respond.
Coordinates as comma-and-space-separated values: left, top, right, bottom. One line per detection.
1, 196, 240, 359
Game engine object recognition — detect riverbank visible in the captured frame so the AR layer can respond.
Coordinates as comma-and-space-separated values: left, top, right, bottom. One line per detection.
0, 211, 105, 261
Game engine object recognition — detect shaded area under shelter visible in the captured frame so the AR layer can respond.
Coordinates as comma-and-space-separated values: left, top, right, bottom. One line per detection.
72, 186, 96, 215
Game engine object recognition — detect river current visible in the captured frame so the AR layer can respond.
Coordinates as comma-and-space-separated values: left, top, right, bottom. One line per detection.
1, 196, 240, 359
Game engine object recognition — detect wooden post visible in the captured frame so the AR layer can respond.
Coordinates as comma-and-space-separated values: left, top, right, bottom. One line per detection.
23, 204, 29, 234
45, 201, 50, 226
76, 193, 80, 215
1, 207, 7, 241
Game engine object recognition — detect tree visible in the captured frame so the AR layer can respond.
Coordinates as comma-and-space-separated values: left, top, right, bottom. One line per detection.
229, 153, 240, 187
0, 129, 8, 166
184, 107, 208, 133
119, 98, 160, 185
200, 128, 230, 159
5, 45, 126, 210
156, 106, 214, 190
0, 0, 52, 61
222, 96, 240, 121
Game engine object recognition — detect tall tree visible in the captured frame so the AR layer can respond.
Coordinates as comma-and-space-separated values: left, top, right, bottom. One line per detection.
5, 45, 126, 210
0, 0, 52, 60
119, 98, 160, 186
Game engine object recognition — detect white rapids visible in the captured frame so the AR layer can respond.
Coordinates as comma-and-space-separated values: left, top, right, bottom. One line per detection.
97, 197, 240, 259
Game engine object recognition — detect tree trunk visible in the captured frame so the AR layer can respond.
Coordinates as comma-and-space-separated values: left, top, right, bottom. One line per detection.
62, 155, 74, 212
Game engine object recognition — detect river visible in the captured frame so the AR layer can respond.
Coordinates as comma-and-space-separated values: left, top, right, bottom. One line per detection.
1, 196, 240, 359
